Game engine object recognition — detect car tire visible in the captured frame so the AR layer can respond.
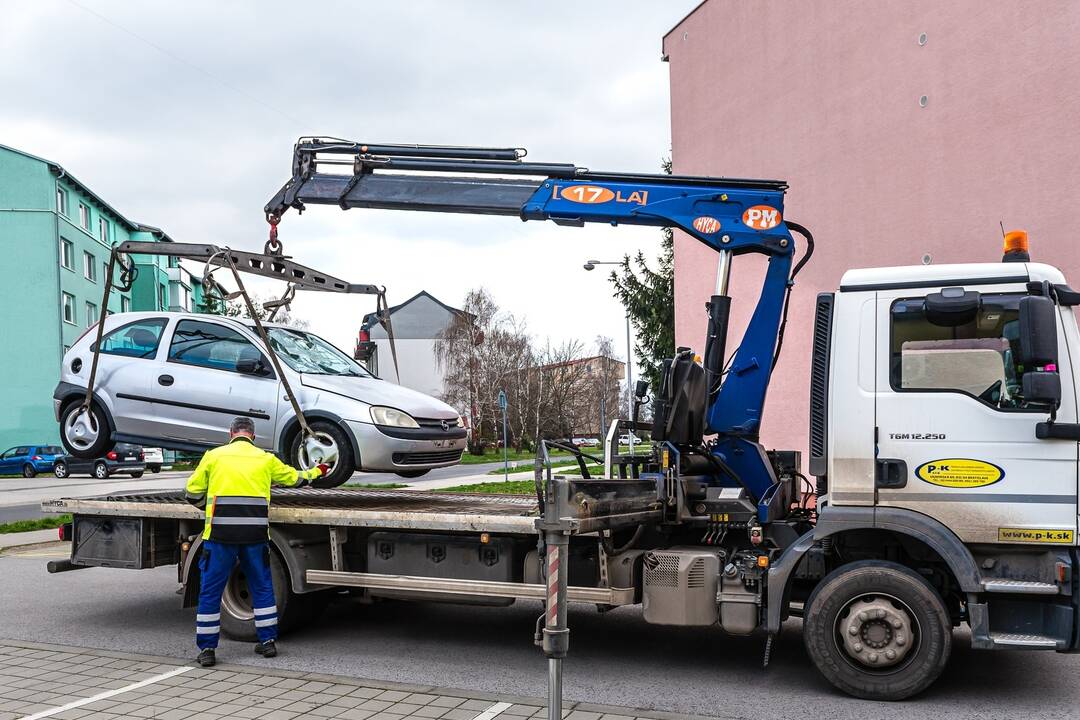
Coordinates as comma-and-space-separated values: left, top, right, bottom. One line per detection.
148, 464, 160, 473
22, 464, 36, 478
130, 471, 144, 479
54, 462, 69, 479
93, 462, 109, 480
219, 547, 326, 641
59, 399, 113, 459
803, 560, 952, 701
395, 469, 429, 479
288, 421, 356, 489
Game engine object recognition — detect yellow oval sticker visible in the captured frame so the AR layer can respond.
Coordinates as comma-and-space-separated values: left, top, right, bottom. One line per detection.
915, 458, 1004, 488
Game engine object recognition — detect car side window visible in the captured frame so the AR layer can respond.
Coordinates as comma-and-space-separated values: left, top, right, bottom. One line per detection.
168, 320, 265, 373
890, 292, 1039, 410
0, 448, 14, 459
13, 446, 30, 456
95, 318, 168, 359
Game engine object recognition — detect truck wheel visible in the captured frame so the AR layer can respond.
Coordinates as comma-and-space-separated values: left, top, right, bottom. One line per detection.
288, 421, 356, 488
219, 548, 325, 640
60, 400, 113, 459
803, 560, 951, 701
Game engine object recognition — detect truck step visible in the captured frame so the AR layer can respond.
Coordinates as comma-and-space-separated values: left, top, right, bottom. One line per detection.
982, 579, 1060, 595
988, 632, 1059, 649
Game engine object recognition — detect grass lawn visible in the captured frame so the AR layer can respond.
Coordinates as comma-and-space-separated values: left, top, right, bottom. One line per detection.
0, 514, 71, 534
459, 447, 585, 465
437, 480, 540, 494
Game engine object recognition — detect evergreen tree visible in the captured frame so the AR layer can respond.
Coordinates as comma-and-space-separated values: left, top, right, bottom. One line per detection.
608, 158, 675, 393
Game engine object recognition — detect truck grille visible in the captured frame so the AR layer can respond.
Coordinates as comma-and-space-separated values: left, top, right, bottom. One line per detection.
392, 449, 464, 465
809, 292, 834, 480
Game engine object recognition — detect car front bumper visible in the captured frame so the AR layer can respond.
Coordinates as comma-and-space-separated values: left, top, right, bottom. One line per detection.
345, 420, 466, 472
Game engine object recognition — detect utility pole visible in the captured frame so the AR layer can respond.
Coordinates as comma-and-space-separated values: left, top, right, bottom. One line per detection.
498, 389, 508, 481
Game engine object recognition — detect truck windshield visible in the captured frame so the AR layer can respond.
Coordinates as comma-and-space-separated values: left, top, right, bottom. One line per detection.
265, 328, 373, 377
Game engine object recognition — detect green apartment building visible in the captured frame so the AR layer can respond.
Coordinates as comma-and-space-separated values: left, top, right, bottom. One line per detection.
0, 143, 213, 450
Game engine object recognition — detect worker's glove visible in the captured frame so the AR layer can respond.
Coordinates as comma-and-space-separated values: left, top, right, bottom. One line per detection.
316, 463, 331, 477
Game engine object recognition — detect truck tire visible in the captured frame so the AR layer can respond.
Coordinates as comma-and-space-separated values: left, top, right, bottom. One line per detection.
288, 421, 356, 488
59, 399, 113, 459
219, 547, 326, 641
803, 560, 951, 701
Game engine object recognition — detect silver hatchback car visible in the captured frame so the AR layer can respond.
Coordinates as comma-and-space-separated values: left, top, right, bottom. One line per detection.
54, 312, 466, 487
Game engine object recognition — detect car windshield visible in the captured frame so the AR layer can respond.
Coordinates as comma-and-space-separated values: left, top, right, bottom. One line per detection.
265, 328, 373, 377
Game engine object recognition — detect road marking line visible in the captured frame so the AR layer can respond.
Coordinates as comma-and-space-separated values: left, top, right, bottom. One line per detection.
471, 701, 513, 720
19, 665, 195, 720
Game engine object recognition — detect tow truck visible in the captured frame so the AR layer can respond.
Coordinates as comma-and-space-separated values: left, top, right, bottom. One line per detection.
44, 139, 1080, 706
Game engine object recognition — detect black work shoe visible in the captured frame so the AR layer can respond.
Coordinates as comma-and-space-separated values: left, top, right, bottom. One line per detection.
254, 640, 277, 658
197, 649, 216, 667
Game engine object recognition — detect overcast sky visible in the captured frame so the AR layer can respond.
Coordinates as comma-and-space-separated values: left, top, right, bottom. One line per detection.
2, 1, 700, 365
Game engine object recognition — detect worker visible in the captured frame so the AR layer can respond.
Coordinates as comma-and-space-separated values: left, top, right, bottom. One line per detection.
184, 416, 328, 667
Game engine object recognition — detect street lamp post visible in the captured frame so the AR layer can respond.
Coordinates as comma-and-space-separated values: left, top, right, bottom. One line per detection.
583, 260, 634, 453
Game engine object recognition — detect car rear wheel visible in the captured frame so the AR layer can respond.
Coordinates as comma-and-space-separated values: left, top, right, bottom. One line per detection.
148, 464, 161, 473
93, 462, 109, 479
60, 400, 113, 459
54, 462, 69, 479
289, 421, 356, 488
130, 471, 144, 478
22, 464, 36, 478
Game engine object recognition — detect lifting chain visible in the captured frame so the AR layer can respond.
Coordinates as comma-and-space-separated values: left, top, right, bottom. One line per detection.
264, 213, 284, 256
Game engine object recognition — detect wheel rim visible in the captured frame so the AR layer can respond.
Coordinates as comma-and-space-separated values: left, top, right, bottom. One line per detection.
23, 465, 33, 477
834, 592, 921, 674
55, 464, 66, 478
94, 464, 107, 478
221, 567, 255, 622
297, 432, 339, 472
64, 407, 100, 452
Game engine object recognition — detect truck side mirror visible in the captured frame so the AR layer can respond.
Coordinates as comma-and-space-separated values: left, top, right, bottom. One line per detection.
1019, 295, 1061, 407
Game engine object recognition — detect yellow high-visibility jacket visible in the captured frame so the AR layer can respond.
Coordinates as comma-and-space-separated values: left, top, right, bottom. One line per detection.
185, 437, 321, 543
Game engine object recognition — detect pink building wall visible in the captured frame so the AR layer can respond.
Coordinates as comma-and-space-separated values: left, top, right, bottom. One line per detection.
663, 0, 1080, 459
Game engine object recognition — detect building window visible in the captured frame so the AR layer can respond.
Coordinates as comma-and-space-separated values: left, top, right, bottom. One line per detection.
159, 284, 168, 310
78, 203, 90, 231
56, 188, 68, 217
121, 296, 131, 313
98, 217, 110, 244
62, 293, 76, 324
83, 251, 97, 282
60, 239, 74, 270
85, 302, 98, 328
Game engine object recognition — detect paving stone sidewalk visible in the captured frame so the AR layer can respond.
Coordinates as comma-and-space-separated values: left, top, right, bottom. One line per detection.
0, 640, 707, 720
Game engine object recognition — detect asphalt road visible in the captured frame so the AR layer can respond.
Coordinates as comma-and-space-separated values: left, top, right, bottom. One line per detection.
2, 547, 1078, 719
0, 462, 508, 523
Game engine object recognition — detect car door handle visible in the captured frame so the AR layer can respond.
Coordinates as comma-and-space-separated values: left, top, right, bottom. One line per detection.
158, 375, 174, 386
875, 458, 908, 488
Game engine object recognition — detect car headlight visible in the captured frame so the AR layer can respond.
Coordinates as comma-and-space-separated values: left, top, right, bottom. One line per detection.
370, 406, 420, 428
456, 416, 465, 428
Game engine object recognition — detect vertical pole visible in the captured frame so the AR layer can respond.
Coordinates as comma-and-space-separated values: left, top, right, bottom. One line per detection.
599, 395, 606, 456
625, 312, 633, 454
502, 407, 508, 482
543, 528, 570, 720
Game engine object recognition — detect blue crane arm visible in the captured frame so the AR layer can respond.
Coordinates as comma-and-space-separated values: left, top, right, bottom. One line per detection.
265, 139, 806, 499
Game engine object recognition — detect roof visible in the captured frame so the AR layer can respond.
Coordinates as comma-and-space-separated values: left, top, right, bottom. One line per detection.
361, 290, 467, 330
839, 262, 1066, 292
661, 0, 708, 56
0, 142, 173, 238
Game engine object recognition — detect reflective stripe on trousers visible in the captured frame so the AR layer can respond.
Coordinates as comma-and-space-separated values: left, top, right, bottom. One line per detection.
195, 540, 277, 649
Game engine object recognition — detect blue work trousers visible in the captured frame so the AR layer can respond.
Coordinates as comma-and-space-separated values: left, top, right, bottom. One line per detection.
196, 540, 278, 649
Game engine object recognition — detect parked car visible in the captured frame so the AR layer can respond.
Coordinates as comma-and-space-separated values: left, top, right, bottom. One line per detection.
54, 443, 146, 479
618, 433, 642, 445
578, 437, 601, 447
54, 312, 466, 488
142, 447, 164, 473
0, 445, 64, 477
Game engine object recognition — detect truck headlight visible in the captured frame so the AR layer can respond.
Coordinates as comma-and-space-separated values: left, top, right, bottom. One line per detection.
370, 406, 420, 428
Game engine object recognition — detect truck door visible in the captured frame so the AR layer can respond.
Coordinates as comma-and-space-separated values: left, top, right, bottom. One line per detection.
153, 319, 282, 448
874, 286, 1078, 545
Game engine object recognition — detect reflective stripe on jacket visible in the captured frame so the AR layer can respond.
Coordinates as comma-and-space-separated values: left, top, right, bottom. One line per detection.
184, 437, 321, 543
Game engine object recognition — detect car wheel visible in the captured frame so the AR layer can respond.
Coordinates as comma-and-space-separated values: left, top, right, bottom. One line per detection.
288, 421, 356, 489
803, 560, 952, 701
130, 471, 144, 478
60, 400, 113, 459
148, 464, 160, 473
93, 462, 109, 480
54, 462, 69, 479
22, 464, 36, 478
219, 546, 327, 641
395, 469, 429, 479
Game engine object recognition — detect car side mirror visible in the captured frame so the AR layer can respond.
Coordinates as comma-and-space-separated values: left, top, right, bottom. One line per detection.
1019, 295, 1061, 407
236, 358, 270, 376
